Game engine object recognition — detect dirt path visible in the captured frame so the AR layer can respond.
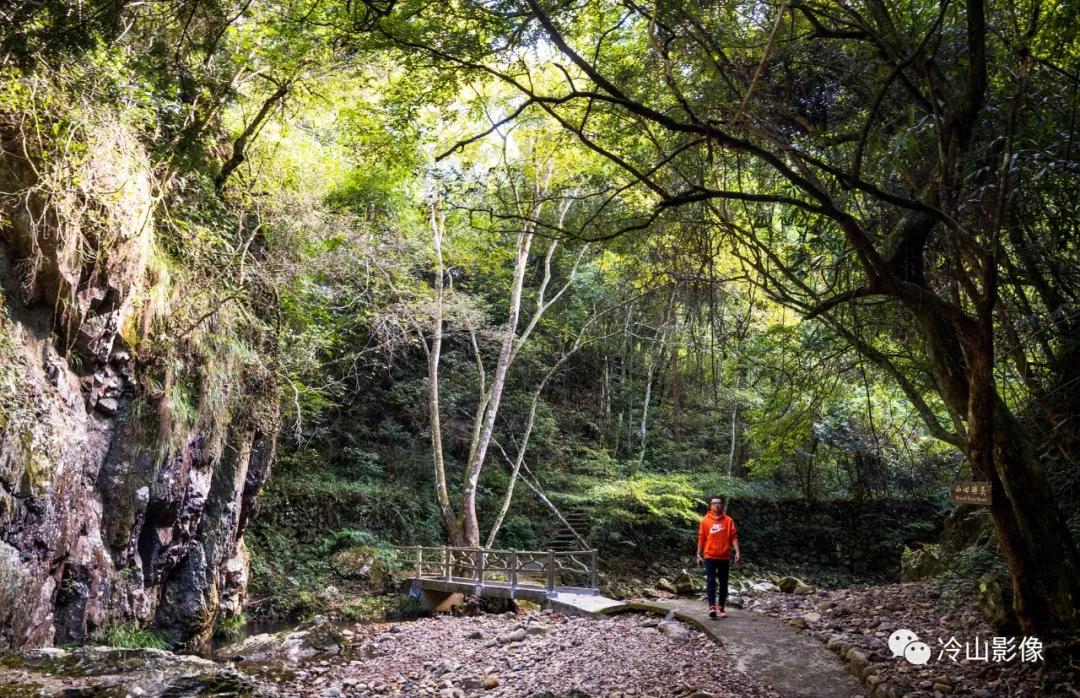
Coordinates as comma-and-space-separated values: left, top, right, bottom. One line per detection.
602, 600, 865, 698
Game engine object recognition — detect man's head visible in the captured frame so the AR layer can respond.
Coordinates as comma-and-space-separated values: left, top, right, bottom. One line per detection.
709, 496, 724, 514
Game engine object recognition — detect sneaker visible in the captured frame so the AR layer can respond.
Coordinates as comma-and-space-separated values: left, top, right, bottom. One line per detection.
708, 605, 717, 619
718, 606, 728, 618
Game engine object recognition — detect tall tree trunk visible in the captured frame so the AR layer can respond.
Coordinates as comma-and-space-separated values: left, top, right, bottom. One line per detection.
670, 312, 681, 445
426, 203, 463, 545
635, 321, 669, 473
634, 355, 655, 474
484, 322, 589, 547
215, 78, 291, 198
461, 230, 533, 546
727, 370, 741, 478
917, 304, 1080, 638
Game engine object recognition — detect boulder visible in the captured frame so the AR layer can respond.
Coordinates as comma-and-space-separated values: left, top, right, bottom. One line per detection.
938, 506, 994, 566
674, 570, 695, 596
216, 617, 345, 663
657, 620, 691, 642
976, 569, 1018, 633
656, 578, 678, 594
846, 648, 869, 674
777, 576, 805, 593
900, 544, 947, 582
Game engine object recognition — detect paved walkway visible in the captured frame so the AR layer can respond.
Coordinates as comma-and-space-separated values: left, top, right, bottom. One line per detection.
600, 600, 865, 698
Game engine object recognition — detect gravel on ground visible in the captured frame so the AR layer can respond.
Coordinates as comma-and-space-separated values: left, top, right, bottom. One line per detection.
744, 579, 1079, 697
258, 611, 781, 698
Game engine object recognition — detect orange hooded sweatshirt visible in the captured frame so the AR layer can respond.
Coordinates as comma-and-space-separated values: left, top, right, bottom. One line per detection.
698, 511, 738, 560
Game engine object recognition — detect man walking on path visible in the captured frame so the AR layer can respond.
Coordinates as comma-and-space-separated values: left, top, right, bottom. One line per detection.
696, 497, 740, 618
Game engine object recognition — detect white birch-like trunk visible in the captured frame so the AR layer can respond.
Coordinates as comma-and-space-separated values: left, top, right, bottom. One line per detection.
426, 202, 461, 545
461, 229, 534, 546
727, 370, 741, 478
484, 311, 594, 547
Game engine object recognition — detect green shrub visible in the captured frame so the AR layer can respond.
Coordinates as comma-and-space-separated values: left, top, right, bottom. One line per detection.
338, 595, 392, 621
100, 622, 169, 649
213, 612, 247, 642
950, 543, 1007, 580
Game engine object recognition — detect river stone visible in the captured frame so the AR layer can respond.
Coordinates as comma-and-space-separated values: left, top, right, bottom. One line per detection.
674, 570, 695, 595
657, 620, 691, 642
498, 629, 528, 644
656, 578, 678, 594
846, 648, 869, 674
976, 569, 1018, 632
216, 616, 345, 662
900, 544, 947, 582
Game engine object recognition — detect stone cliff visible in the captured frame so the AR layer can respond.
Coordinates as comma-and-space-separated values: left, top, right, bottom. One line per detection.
0, 113, 277, 652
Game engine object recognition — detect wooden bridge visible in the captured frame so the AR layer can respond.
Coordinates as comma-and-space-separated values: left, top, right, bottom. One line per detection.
397, 546, 621, 615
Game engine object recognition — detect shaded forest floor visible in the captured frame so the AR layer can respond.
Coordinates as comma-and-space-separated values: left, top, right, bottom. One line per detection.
744, 578, 1079, 697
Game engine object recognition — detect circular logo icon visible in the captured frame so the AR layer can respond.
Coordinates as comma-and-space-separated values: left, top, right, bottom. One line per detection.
888, 629, 919, 658
904, 641, 932, 665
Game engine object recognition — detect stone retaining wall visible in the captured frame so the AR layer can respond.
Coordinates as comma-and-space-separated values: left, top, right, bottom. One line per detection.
725, 498, 946, 576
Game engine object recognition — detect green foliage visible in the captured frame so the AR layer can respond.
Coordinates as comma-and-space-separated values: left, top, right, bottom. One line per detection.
5, 0, 1076, 635
338, 596, 397, 622
950, 544, 1009, 581
99, 622, 169, 650
498, 515, 537, 550
213, 612, 247, 642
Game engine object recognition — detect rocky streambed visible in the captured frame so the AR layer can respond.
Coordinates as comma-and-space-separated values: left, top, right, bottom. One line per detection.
745, 578, 1079, 697
0, 611, 778, 697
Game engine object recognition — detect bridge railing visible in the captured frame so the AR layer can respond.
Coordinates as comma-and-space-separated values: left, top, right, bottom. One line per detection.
394, 546, 599, 592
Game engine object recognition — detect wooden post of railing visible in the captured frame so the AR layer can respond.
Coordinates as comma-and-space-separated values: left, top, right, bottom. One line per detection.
589, 549, 598, 589
509, 550, 518, 589
546, 549, 556, 593
415, 546, 422, 578
475, 548, 484, 584
442, 547, 450, 580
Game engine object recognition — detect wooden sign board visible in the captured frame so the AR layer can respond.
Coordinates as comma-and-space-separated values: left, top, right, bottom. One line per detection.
950, 481, 991, 506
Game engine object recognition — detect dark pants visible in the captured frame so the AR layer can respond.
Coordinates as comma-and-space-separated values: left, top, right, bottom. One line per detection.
704, 558, 730, 608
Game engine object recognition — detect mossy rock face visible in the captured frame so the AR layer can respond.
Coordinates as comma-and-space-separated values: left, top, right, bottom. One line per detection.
329, 546, 389, 589
216, 616, 346, 663
901, 544, 947, 582
976, 570, 1019, 634
0, 646, 277, 696
939, 506, 993, 559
